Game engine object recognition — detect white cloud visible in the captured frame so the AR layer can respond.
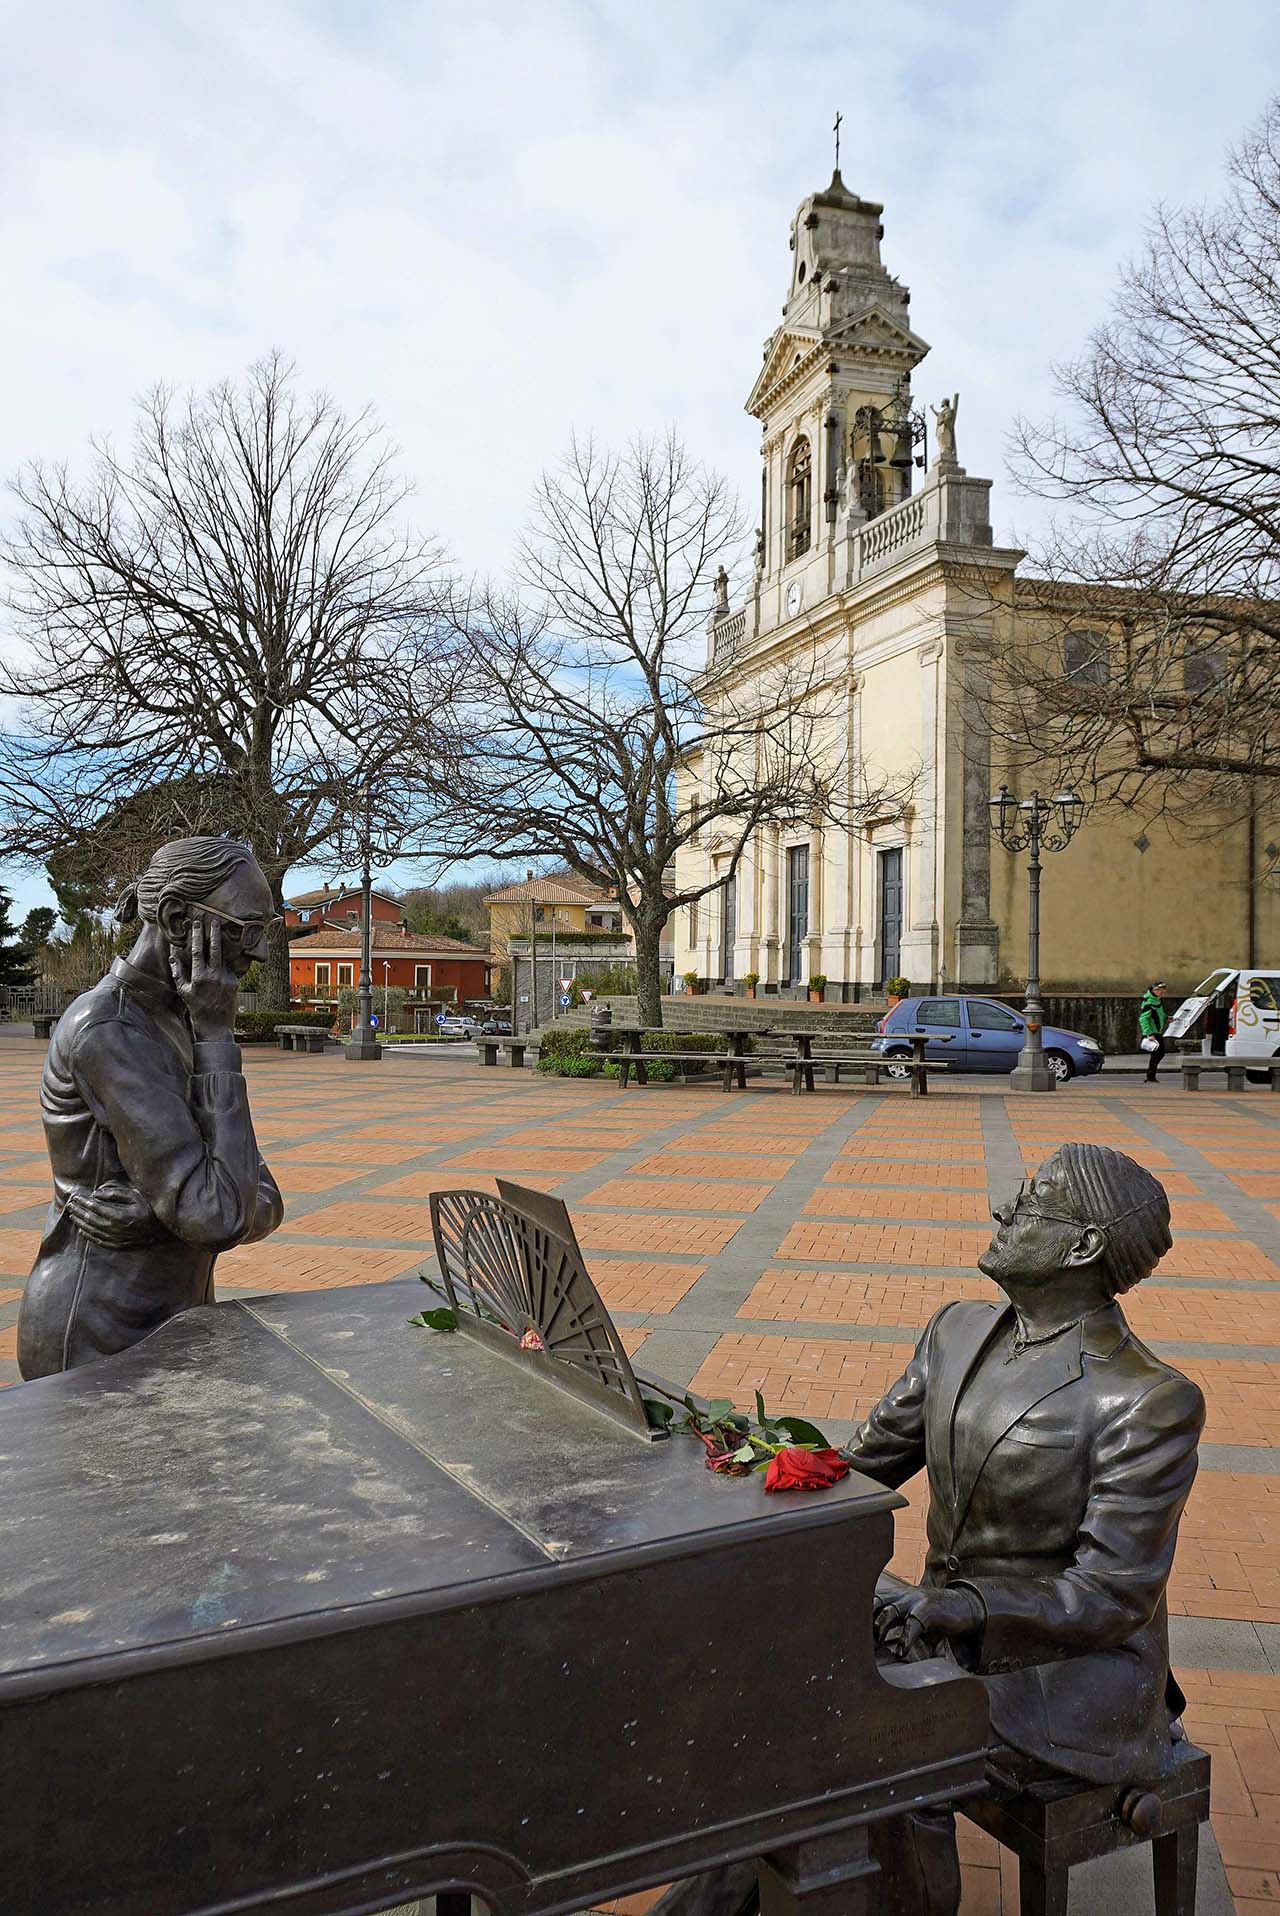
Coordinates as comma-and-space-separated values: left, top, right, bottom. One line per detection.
3, 0, 1278, 915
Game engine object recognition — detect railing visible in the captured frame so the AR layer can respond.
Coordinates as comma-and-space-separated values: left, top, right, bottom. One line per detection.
711, 607, 746, 665
857, 491, 928, 570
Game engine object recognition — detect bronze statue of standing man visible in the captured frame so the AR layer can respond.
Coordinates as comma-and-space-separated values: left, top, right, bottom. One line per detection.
18, 836, 284, 1379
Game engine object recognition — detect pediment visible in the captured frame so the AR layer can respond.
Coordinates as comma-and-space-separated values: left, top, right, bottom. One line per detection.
745, 330, 822, 416
826, 303, 930, 363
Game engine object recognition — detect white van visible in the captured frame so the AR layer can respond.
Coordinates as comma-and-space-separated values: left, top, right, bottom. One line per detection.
1164, 968, 1280, 1079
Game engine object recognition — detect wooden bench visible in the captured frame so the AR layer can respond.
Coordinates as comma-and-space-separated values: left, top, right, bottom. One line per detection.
1180, 1056, 1280, 1092
963, 1735, 1209, 1916
786, 1053, 947, 1097
274, 1025, 329, 1054
602, 1050, 725, 1088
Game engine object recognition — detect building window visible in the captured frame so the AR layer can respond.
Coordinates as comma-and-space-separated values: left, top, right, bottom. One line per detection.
314, 963, 330, 990
787, 437, 812, 559
1183, 642, 1227, 693
415, 965, 432, 991
1063, 629, 1109, 684
337, 963, 354, 988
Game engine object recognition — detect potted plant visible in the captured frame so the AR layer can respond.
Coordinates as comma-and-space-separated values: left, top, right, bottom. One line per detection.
886, 974, 911, 1011
743, 970, 760, 1000
808, 972, 828, 1004
683, 969, 700, 997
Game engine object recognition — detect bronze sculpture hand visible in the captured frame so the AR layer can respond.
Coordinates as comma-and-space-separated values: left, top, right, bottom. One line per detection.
874, 1583, 983, 1660
64, 1179, 163, 1249
168, 911, 240, 1039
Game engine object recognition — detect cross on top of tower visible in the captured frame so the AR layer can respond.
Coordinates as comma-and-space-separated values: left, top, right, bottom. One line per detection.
832, 109, 842, 172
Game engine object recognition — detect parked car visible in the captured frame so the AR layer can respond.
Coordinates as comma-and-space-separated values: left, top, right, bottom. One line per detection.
436, 1015, 478, 1039
870, 995, 1105, 1082
479, 1018, 512, 1036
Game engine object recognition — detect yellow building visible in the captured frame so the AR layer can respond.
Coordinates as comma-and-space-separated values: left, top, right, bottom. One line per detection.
483, 875, 624, 971
674, 169, 1280, 998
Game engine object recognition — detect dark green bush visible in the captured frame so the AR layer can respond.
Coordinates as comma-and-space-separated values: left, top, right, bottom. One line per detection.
236, 1008, 334, 1041
537, 1027, 601, 1075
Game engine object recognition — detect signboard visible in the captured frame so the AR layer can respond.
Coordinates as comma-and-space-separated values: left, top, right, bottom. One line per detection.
559, 994, 571, 1009
581, 989, 594, 1002
370, 1014, 379, 1029
559, 976, 572, 991
435, 1013, 447, 1027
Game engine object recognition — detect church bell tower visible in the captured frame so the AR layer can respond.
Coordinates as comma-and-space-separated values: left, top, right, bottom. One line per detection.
745, 170, 931, 636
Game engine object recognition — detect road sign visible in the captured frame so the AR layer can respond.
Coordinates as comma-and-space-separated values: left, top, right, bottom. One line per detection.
435, 1013, 446, 1027
559, 976, 572, 991
370, 1014, 379, 1029
559, 993, 571, 1008
581, 989, 594, 1002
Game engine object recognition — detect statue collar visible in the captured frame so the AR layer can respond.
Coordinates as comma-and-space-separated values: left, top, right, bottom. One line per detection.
1079, 1303, 1128, 1358
108, 955, 181, 1010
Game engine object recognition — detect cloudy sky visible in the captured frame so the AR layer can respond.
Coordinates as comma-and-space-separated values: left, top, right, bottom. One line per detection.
3, 0, 1278, 920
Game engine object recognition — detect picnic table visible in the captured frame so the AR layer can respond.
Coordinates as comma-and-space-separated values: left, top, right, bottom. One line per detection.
601, 1024, 757, 1089
778, 1028, 947, 1096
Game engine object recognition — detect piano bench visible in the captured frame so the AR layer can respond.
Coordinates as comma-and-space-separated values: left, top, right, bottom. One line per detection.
961, 1738, 1209, 1916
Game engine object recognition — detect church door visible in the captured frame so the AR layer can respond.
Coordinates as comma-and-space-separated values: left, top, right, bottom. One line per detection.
786, 847, 809, 984
879, 849, 903, 983
721, 876, 736, 987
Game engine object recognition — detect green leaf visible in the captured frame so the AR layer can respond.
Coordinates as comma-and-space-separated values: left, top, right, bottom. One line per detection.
775, 1415, 831, 1447
409, 1307, 458, 1332
643, 1397, 675, 1430
705, 1398, 736, 1421
754, 1390, 768, 1426
732, 1441, 758, 1464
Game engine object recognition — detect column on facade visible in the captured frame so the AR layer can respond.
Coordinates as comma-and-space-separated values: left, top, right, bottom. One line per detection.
952, 632, 1000, 986
916, 639, 944, 991
764, 826, 781, 985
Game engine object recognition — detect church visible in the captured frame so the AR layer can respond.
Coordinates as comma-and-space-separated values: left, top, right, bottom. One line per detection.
672, 169, 1275, 999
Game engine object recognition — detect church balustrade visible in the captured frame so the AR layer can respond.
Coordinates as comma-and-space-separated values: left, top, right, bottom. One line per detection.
711, 607, 746, 664
857, 490, 928, 570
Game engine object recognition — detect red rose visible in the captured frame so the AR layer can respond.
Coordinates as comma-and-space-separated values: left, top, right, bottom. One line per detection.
764, 1446, 851, 1493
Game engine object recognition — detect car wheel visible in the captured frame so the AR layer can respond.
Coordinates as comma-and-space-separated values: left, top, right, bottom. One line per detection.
883, 1049, 913, 1082
1045, 1050, 1073, 1083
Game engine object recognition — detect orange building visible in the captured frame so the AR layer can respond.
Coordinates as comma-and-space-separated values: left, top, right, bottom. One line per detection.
289, 926, 492, 1028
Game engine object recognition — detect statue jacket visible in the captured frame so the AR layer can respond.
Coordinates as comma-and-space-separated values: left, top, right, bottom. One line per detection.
17, 958, 282, 1379
844, 1298, 1205, 1784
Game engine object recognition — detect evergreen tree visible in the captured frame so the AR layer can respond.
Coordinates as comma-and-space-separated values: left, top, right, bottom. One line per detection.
0, 887, 34, 989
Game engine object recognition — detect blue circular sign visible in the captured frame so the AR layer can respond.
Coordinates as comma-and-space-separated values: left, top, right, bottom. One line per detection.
370, 1014, 379, 1028
435, 1013, 447, 1026
559, 993, 571, 1008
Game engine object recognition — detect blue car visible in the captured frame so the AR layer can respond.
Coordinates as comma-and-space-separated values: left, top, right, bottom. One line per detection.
870, 995, 1105, 1082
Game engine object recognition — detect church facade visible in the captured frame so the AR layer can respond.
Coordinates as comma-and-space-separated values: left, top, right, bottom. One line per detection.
672, 171, 1276, 998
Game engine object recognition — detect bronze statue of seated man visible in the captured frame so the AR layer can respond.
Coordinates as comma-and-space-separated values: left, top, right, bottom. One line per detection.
659, 1142, 1204, 1916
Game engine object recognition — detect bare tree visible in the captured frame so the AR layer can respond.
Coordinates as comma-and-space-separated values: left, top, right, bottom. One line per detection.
0, 353, 459, 1005
434, 432, 908, 1026
992, 102, 1280, 847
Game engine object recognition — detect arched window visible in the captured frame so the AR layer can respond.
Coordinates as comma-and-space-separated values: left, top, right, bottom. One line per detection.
787, 437, 812, 559
1063, 629, 1109, 684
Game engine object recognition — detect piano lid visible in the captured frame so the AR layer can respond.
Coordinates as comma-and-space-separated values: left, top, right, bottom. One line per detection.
0, 1280, 901, 1688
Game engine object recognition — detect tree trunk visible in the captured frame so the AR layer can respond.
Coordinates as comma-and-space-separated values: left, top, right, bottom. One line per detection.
634, 917, 665, 1028
259, 874, 291, 1009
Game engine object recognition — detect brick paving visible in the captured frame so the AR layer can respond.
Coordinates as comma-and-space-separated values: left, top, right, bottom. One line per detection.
4, 1038, 1280, 1909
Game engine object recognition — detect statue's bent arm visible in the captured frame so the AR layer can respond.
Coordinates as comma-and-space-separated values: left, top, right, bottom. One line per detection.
73, 1019, 268, 1251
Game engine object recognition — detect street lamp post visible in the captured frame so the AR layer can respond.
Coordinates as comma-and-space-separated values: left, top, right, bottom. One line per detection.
988, 786, 1085, 1092
346, 789, 382, 1062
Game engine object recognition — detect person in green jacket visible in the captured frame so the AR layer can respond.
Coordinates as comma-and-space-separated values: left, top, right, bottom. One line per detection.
1139, 980, 1168, 1083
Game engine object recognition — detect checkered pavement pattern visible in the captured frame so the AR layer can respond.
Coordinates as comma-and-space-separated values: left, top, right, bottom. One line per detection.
2, 1038, 1279, 1912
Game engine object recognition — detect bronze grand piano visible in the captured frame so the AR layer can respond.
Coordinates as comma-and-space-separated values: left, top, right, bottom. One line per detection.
0, 1187, 988, 1916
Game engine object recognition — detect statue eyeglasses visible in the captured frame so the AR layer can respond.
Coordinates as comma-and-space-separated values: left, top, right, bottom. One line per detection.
196, 902, 284, 945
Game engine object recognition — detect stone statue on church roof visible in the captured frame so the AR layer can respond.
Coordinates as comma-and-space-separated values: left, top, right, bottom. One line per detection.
932, 392, 959, 464
712, 565, 730, 618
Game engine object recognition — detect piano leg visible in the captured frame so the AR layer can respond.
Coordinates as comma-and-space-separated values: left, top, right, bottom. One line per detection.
755, 1826, 881, 1916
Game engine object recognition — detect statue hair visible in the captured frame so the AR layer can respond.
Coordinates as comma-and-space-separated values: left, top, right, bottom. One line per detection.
116, 837, 261, 925
1053, 1142, 1172, 1295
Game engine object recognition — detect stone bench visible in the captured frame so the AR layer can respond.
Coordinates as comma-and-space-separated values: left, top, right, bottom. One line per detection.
1180, 1056, 1280, 1092
274, 1025, 329, 1054
32, 1014, 59, 1041
479, 1039, 527, 1069
963, 1735, 1209, 1916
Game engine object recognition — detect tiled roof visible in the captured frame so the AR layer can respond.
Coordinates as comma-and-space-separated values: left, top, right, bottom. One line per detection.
285, 885, 401, 908
483, 878, 613, 905
289, 927, 488, 956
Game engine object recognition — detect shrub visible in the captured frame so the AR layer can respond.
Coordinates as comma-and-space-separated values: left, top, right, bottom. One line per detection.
743, 970, 760, 989
603, 1058, 676, 1081
537, 1027, 601, 1075
236, 1008, 334, 1041
682, 970, 699, 989
886, 975, 911, 998
809, 974, 828, 992
556, 1054, 603, 1078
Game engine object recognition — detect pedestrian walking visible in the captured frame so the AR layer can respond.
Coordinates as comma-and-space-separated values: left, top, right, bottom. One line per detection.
1139, 980, 1168, 1083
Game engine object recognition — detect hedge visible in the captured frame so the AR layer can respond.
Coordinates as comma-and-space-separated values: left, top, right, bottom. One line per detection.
235, 1009, 334, 1041
537, 1028, 600, 1075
